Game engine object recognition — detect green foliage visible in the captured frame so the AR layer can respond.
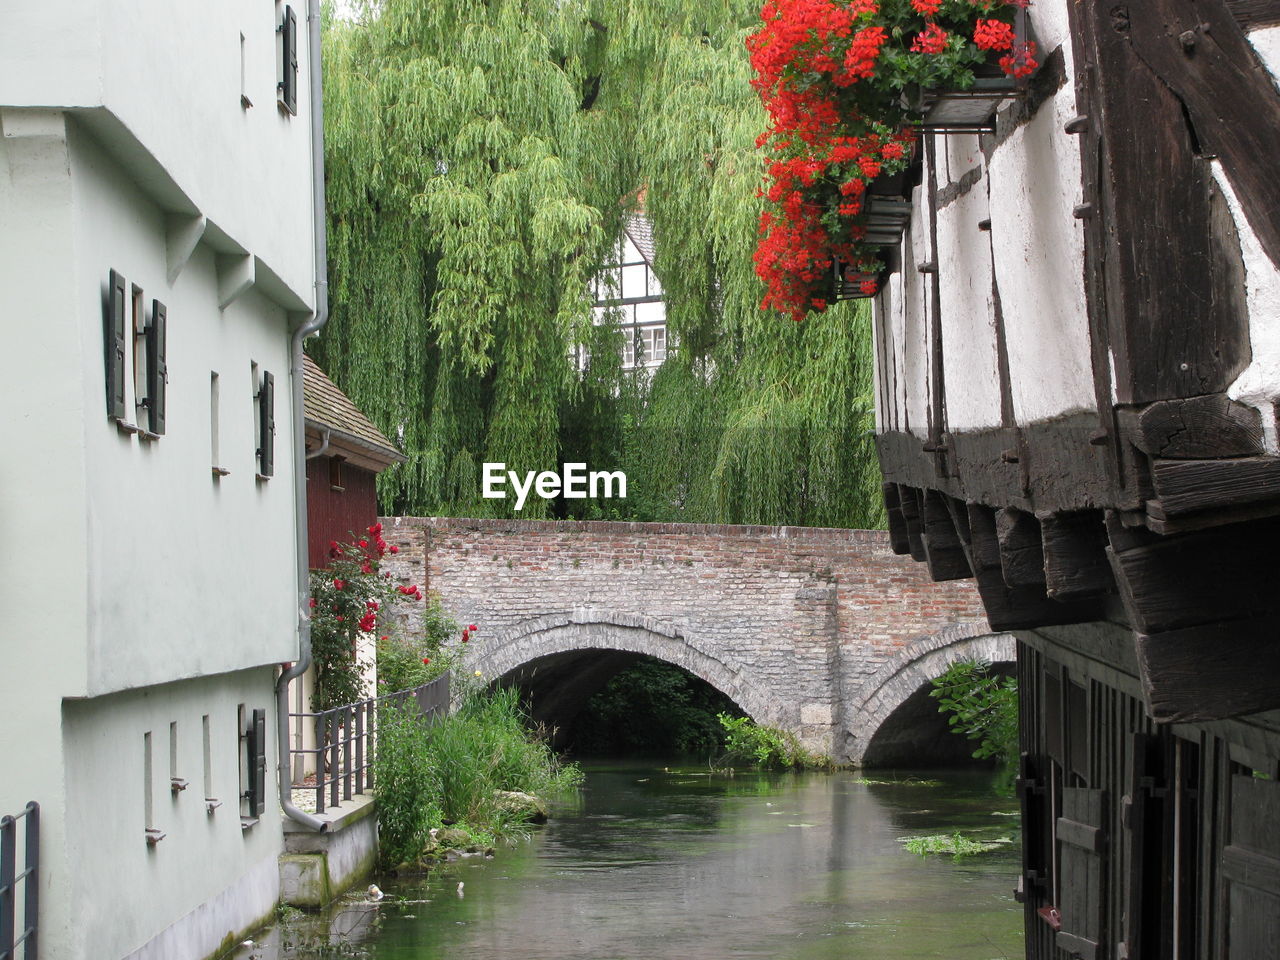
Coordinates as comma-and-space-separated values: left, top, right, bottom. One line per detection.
572, 658, 741, 756
373, 701, 442, 868
309, 526, 421, 711
901, 831, 1009, 861
375, 593, 464, 695
317, 0, 885, 530
929, 659, 1019, 765
372, 687, 581, 868
716, 714, 830, 771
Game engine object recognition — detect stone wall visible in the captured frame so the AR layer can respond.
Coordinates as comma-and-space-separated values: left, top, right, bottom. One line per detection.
379, 517, 990, 759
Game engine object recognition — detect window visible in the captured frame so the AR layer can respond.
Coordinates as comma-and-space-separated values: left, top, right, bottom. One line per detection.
329, 455, 345, 492
278, 5, 298, 115
102, 269, 166, 437
240, 33, 252, 108
143, 731, 164, 845
239, 705, 267, 824
203, 714, 220, 813
211, 372, 230, 476
255, 367, 275, 479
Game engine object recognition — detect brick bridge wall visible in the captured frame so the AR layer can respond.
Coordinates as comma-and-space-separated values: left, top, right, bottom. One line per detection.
379, 517, 996, 761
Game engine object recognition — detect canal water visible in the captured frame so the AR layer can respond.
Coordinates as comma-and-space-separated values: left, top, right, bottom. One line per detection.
260, 764, 1023, 960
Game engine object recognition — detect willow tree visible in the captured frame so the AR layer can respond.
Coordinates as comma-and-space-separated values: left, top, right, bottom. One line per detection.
316, 0, 884, 529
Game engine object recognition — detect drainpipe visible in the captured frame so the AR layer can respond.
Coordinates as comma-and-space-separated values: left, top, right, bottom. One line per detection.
277, 0, 330, 833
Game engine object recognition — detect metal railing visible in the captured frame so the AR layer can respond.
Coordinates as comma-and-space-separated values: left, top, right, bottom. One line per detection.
1, 801, 38, 960
289, 674, 450, 815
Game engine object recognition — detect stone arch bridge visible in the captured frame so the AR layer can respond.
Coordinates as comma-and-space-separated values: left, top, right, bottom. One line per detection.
382, 517, 1012, 764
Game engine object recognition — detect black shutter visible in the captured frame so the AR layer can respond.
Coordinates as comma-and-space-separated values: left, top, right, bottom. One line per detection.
258, 371, 274, 477
146, 300, 167, 435
105, 270, 127, 420
246, 708, 267, 817
280, 6, 298, 115
1223, 775, 1280, 958
1016, 752, 1050, 902
1057, 787, 1108, 959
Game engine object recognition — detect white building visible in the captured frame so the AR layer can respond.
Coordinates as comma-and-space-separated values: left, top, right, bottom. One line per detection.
0, 2, 326, 957
591, 214, 669, 371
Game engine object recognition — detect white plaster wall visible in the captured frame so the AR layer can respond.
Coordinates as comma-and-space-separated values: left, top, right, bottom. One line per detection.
0, 0, 315, 299
987, 80, 1095, 422
936, 179, 1003, 430
69, 124, 299, 696
1249, 26, 1280, 92
896, 183, 933, 438
0, 111, 88, 938
61, 668, 283, 960
1215, 162, 1280, 453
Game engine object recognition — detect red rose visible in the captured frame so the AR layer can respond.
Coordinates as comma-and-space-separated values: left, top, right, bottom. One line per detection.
358, 539, 369, 549
333, 579, 345, 590
389, 545, 399, 554
468, 624, 478, 632
422, 657, 431, 665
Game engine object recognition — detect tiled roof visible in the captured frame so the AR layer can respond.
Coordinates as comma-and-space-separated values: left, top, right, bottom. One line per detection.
302, 355, 406, 465
623, 213, 656, 267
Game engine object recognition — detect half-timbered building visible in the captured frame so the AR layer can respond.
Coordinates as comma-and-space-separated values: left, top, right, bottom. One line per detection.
868, 4, 1280, 957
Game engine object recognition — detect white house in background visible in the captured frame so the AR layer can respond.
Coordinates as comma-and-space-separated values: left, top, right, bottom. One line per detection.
591, 213, 669, 371
0, 2, 322, 958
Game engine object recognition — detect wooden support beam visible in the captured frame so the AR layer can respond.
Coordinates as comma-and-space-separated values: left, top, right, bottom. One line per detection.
966, 504, 1103, 631
883, 483, 912, 556
921, 490, 971, 582
1150, 456, 1280, 519
897, 485, 927, 563
1128, 394, 1264, 460
1136, 615, 1280, 721
1040, 511, 1115, 603
996, 507, 1046, 587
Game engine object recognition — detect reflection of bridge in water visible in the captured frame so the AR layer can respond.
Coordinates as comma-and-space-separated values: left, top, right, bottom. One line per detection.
383, 518, 1013, 765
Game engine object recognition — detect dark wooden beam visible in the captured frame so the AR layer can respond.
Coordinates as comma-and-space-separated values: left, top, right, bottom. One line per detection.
1137, 615, 1280, 721
1041, 511, 1116, 602
996, 508, 1046, 587
897, 484, 927, 562
967, 504, 1104, 631
1123, 393, 1264, 459
921, 490, 972, 581
1149, 456, 1280, 518
883, 483, 912, 555
1226, 0, 1280, 29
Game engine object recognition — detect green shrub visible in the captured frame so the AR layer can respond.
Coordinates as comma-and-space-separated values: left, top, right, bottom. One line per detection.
373, 687, 581, 867
716, 714, 829, 770
376, 593, 464, 695
929, 658, 1018, 765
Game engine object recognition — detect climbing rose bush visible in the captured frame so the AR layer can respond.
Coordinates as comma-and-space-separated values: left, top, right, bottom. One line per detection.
749, 0, 1037, 319
309, 523, 423, 711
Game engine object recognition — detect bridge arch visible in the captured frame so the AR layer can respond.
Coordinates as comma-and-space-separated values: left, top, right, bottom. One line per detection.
844, 622, 1015, 766
472, 607, 787, 738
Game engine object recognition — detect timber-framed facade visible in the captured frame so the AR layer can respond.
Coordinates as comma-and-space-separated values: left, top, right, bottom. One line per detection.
867, 3, 1280, 957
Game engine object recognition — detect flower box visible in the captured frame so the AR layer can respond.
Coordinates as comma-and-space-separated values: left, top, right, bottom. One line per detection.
915, 74, 1022, 134
831, 259, 886, 301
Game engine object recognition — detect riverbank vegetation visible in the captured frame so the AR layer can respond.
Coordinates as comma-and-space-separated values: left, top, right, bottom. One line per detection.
716, 714, 832, 771
375, 686, 582, 870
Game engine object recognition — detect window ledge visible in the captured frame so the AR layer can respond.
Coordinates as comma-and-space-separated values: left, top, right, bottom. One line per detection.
145, 828, 166, 845
241, 94, 254, 109
138, 429, 162, 443
206, 798, 222, 815
115, 420, 141, 437
212, 466, 232, 478
240, 817, 259, 832
330, 485, 345, 493
256, 473, 273, 482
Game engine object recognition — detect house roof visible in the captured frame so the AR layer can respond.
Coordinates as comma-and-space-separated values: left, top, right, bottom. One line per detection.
303, 355, 406, 469
623, 213, 656, 267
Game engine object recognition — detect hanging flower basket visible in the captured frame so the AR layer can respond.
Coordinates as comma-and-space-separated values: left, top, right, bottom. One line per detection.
749, 0, 1039, 321
831, 258, 886, 300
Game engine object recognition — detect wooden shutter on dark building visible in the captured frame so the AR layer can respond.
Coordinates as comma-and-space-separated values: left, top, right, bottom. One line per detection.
146, 300, 167, 435
1057, 787, 1107, 959
258, 371, 274, 477
1223, 775, 1280, 958
106, 270, 128, 421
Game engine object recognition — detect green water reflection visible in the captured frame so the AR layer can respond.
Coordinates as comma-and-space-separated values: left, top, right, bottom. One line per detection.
264, 764, 1023, 960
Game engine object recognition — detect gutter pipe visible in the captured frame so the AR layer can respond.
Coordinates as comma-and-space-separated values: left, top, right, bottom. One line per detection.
277, 0, 330, 832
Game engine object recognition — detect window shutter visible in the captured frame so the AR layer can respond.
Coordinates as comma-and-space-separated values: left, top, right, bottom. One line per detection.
279, 6, 298, 115
146, 300, 167, 435
1223, 775, 1280, 958
245, 708, 267, 817
1056, 787, 1108, 959
258, 371, 274, 477
1016, 752, 1051, 903
105, 270, 128, 420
